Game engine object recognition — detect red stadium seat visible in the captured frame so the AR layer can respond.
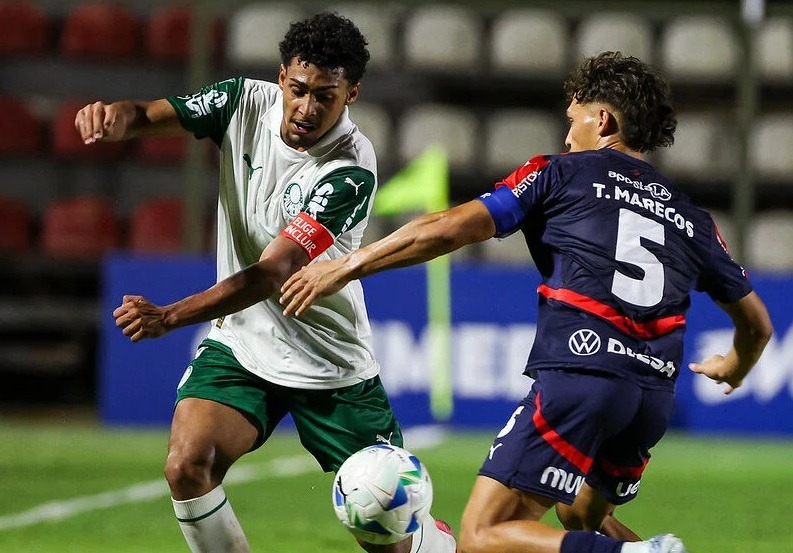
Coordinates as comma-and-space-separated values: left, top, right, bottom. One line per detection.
146, 6, 225, 63
136, 134, 187, 164
0, 196, 32, 253
0, 96, 41, 156
42, 196, 119, 258
52, 100, 126, 161
0, 2, 50, 55
60, 3, 139, 60
129, 197, 184, 253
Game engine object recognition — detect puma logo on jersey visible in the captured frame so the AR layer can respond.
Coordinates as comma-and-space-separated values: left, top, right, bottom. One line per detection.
376, 432, 393, 445
243, 153, 263, 178
345, 177, 365, 195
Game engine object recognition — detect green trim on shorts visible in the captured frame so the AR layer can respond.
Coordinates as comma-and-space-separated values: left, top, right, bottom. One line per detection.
178, 339, 403, 472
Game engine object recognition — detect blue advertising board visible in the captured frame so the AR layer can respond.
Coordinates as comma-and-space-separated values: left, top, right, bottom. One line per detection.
100, 254, 793, 435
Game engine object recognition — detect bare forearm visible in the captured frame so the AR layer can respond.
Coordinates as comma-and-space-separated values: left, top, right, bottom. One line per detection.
728, 321, 772, 378
342, 201, 496, 281
162, 263, 282, 329
343, 213, 457, 279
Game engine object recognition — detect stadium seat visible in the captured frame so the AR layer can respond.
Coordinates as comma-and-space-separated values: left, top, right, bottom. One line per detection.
748, 211, 793, 271
227, 3, 304, 66
398, 104, 477, 170
576, 13, 652, 61
656, 112, 735, 179
0, 195, 32, 253
136, 135, 188, 165
60, 3, 139, 60
146, 6, 225, 63
485, 110, 563, 174
0, 2, 50, 55
0, 96, 41, 156
129, 197, 184, 253
662, 16, 737, 81
756, 18, 793, 81
41, 196, 119, 258
403, 5, 482, 71
332, 3, 399, 68
349, 102, 392, 165
751, 114, 793, 179
490, 10, 567, 76
52, 101, 127, 161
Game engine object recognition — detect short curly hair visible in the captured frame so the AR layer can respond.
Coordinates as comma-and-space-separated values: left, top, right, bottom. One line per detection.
279, 12, 370, 84
564, 51, 676, 152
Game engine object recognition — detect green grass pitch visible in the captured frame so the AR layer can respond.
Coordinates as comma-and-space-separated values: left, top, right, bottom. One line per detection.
1, 422, 791, 552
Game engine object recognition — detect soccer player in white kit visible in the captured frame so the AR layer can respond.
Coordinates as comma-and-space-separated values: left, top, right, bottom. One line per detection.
75, 12, 456, 553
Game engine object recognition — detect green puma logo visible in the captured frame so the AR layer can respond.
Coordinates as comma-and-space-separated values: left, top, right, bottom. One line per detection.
243, 153, 263, 178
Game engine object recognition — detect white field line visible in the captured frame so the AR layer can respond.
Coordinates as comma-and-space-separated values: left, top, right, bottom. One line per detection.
0, 426, 446, 532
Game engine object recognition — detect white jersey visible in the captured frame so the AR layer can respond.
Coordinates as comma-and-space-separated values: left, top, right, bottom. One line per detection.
167, 77, 380, 389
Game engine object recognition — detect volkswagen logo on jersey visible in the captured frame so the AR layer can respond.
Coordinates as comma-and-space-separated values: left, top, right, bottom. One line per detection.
282, 182, 304, 218
647, 182, 672, 201
568, 329, 602, 356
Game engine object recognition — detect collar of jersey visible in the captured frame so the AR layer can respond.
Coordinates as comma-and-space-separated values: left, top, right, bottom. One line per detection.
262, 99, 353, 158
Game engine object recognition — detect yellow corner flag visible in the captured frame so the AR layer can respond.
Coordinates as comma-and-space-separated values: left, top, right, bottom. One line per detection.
374, 146, 449, 215
374, 146, 453, 421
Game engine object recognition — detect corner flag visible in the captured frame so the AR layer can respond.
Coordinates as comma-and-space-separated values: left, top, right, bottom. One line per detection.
374, 146, 453, 421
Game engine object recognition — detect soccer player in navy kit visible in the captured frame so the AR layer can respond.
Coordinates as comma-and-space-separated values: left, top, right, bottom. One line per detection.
280, 52, 773, 553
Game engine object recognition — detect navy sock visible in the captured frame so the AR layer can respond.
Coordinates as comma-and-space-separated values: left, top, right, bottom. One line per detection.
560, 530, 623, 553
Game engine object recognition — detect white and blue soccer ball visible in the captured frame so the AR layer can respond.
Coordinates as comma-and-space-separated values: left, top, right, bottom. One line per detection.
332, 444, 433, 545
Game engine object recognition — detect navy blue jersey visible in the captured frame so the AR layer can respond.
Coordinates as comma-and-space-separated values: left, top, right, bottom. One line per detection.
478, 149, 752, 390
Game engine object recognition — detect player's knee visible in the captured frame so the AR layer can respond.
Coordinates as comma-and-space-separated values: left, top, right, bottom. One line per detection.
164, 446, 216, 498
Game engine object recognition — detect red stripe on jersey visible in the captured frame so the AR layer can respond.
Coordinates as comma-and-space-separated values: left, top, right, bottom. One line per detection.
537, 284, 686, 339
495, 155, 551, 190
533, 392, 593, 474
280, 212, 335, 260
714, 223, 731, 255
599, 458, 649, 479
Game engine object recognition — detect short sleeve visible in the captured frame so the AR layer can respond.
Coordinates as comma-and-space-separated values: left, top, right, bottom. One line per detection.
695, 223, 753, 303
302, 166, 376, 236
279, 166, 376, 260
477, 155, 555, 237
166, 77, 244, 146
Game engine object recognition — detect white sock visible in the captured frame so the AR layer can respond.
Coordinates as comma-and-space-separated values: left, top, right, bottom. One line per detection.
172, 485, 251, 553
410, 516, 457, 553
621, 543, 648, 553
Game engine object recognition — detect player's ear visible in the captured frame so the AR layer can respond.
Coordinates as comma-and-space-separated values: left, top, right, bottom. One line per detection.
598, 107, 620, 138
278, 64, 288, 89
345, 82, 360, 106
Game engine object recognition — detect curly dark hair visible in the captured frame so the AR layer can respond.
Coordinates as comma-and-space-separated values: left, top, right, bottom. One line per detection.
564, 51, 676, 152
279, 12, 370, 84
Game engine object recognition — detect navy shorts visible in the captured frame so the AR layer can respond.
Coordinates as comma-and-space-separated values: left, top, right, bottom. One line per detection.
479, 369, 674, 505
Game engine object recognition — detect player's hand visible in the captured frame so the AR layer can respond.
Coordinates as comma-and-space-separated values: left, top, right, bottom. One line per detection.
113, 295, 170, 342
280, 260, 350, 317
74, 101, 129, 144
689, 354, 743, 395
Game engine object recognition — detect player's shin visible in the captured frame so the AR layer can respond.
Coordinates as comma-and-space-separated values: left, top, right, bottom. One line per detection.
171, 484, 251, 553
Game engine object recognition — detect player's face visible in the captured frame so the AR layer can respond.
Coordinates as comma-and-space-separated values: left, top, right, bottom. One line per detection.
278, 58, 359, 151
564, 99, 602, 152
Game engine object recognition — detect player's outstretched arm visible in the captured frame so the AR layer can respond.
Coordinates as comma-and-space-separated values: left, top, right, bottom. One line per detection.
689, 291, 773, 394
280, 199, 496, 316
113, 236, 309, 341
74, 98, 185, 144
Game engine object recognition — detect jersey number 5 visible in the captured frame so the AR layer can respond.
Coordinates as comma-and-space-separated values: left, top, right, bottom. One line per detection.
611, 208, 665, 307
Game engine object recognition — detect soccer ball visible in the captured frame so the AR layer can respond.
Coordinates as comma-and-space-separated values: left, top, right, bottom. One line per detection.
332, 444, 433, 545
